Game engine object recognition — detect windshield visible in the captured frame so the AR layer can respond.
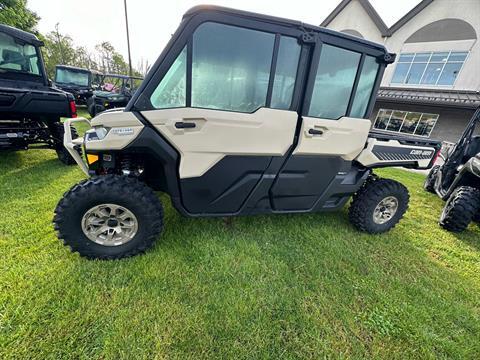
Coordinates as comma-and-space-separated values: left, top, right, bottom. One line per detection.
0, 32, 41, 77
55, 68, 89, 86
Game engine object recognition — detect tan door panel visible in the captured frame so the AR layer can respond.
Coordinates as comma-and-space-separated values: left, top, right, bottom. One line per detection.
293, 116, 371, 160
141, 108, 298, 178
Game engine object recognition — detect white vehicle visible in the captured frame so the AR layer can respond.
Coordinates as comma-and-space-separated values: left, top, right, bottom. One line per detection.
54, 6, 441, 259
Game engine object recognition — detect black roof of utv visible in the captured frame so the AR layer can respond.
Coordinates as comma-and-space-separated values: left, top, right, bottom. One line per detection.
127, 5, 394, 111
0, 24, 43, 46
183, 5, 392, 56
56, 65, 102, 75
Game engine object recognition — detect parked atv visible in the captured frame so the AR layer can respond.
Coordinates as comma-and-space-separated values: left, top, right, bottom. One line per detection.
54, 65, 102, 105
424, 107, 480, 232
86, 74, 143, 117
54, 6, 441, 259
0, 24, 80, 164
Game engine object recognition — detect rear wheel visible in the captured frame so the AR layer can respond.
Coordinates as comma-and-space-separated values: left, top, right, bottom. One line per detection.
53, 175, 164, 259
424, 165, 440, 193
439, 186, 480, 232
349, 177, 409, 234
52, 122, 80, 165
87, 96, 97, 117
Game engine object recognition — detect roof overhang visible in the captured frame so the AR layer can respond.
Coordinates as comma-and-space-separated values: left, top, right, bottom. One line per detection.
377, 87, 480, 110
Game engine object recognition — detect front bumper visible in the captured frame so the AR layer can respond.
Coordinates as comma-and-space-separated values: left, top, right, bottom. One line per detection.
63, 117, 91, 176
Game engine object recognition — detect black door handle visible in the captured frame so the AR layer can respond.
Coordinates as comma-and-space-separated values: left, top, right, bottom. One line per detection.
175, 122, 196, 129
308, 128, 323, 135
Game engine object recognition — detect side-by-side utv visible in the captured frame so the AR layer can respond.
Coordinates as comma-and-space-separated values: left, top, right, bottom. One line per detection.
54, 65, 102, 105
86, 74, 143, 117
54, 6, 441, 259
0, 24, 79, 164
424, 107, 480, 232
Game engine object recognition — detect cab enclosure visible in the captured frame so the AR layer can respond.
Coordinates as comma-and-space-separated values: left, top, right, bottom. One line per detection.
0, 24, 78, 164
54, 65, 103, 105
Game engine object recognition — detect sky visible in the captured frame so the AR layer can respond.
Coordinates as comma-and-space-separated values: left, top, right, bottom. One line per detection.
27, 0, 421, 69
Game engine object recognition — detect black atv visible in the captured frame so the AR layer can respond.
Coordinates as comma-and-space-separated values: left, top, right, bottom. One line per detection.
0, 24, 80, 165
424, 107, 480, 232
86, 74, 143, 117
54, 65, 102, 105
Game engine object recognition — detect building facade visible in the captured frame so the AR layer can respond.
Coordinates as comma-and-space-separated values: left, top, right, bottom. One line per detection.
321, 0, 480, 143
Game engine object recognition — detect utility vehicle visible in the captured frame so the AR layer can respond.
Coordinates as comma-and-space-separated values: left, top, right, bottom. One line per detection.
54, 65, 102, 105
424, 107, 480, 232
54, 6, 441, 259
86, 74, 143, 117
0, 24, 79, 164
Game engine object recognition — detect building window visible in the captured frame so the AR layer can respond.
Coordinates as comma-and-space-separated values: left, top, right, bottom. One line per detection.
391, 51, 467, 86
373, 108, 439, 137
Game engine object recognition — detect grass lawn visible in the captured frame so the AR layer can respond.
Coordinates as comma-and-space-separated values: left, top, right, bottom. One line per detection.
1, 111, 479, 359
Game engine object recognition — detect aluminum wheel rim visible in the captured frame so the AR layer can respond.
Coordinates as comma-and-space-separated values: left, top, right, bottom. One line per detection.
81, 204, 138, 246
373, 196, 399, 225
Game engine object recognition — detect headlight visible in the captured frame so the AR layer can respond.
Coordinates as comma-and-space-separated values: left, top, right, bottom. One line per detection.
85, 127, 109, 141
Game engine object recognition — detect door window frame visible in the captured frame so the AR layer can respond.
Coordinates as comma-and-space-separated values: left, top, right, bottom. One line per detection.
301, 33, 387, 120
130, 11, 388, 120
133, 13, 305, 114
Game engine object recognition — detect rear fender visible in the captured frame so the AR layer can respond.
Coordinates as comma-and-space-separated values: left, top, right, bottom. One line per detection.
356, 137, 440, 169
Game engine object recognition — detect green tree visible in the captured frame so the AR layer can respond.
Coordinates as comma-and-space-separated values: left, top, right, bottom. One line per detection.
95, 41, 132, 75
0, 0, 39, 32
42, 30, 77, 78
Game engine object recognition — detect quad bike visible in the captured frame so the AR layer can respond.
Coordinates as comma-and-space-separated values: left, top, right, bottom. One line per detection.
54, 6, 441, 259
54, 65, 103, 105
0, 24, 80, 164
424, 107, 480, 232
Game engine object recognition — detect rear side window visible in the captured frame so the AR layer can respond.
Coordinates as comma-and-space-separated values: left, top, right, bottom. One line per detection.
270, 36, 301, 110
350, 55, 379, 118
192, 22, 275, 112
308, 44, 361, 119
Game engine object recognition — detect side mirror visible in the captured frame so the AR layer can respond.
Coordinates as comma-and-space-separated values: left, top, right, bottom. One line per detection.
47, 78, 53, 87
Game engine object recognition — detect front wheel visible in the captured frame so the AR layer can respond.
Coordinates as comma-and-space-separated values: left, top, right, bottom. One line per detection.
349, 177, 409, 234
439, 186, 480, 232
53, 175, 164, 259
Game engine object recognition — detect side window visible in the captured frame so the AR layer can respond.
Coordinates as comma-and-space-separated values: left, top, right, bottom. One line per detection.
270, 36, 301, 110
192, 22, 275, 112
350, 55, 379, 118
308, 44, 361, 119
150, 46, 187, 109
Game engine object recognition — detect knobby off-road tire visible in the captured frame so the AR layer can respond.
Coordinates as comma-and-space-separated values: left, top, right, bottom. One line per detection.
474, 210, 480, 225
439, 186, 480, 232
53, 175, 164, 260
87, 97, 97, 118
349, 177, 409, 234
52, 122, 80, 165
424, 165, 440, 193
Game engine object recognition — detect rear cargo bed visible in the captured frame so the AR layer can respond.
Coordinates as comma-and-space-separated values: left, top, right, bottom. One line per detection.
355, 130, 442, 170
